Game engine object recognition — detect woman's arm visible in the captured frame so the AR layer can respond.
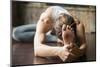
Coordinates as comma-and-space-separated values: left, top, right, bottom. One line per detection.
69, 23, 87, 58
34, 12, 70, 61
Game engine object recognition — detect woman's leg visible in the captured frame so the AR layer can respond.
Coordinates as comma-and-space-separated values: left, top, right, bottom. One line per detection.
12, 24, 58, 42
12, 24, 36, 42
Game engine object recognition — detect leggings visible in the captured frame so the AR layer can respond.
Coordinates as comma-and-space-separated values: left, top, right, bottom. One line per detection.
12, 24, 57, 42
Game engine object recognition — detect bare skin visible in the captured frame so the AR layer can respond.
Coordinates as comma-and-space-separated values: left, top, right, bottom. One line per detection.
34, 7, 86, 62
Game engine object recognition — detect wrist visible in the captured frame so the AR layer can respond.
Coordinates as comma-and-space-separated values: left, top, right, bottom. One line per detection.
56, 47, 64, 56
56, 45, 69, 56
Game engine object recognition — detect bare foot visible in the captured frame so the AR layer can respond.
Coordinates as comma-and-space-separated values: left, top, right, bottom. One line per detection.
62, 24, 75, 45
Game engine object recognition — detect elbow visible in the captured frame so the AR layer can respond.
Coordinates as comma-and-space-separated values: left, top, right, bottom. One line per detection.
80, 43, 87, 54
34, 43, 40, 56
34, 42, 43, 57
83, 43, 87, 55
34, 46, 38, 56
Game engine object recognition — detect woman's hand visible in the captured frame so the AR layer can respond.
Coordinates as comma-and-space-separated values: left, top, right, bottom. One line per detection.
57, 43, 84, 62
62, 43, 84, 62
69, 43, 84, 58
57, 45, 70, 61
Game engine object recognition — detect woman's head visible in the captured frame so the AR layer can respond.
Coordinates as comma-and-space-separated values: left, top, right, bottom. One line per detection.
53, 13, 75, 39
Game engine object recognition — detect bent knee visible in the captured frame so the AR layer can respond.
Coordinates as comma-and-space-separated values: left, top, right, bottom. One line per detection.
12, 27, 24, 41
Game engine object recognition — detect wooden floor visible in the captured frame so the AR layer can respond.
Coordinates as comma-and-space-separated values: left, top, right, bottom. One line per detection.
12, 33, 96, 66
12, 42, 63, 66
12, 42, 34, 66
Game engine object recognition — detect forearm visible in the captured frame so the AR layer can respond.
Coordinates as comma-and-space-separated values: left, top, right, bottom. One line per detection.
34, 44, 62, 57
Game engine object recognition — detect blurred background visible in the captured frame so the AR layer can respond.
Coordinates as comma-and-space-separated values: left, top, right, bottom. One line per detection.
12, 1, 96, 65
12, 1, 96, 33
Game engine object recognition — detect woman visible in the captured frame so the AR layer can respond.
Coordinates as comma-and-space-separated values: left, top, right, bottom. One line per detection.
12, 6, 86, 62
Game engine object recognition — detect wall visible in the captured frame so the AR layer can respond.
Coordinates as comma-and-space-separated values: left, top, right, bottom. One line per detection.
12, 2, 96, 33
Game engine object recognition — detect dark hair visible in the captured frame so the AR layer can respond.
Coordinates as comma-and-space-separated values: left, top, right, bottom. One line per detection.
52, 13, 76, 40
